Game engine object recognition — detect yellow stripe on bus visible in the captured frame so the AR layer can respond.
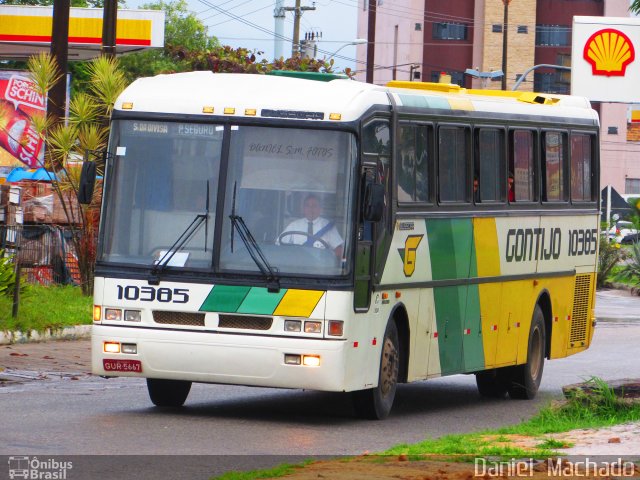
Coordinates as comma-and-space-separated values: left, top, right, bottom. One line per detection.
273, 289, 324, 317
473, 217, 501, 277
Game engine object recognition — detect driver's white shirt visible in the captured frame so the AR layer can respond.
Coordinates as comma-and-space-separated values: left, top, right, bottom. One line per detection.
279, 217, 343, 250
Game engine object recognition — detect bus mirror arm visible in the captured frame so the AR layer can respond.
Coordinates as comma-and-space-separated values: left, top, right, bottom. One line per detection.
363, 182, 384, 222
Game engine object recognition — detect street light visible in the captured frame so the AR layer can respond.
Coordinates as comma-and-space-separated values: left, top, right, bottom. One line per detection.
465, 68, 504, 88
325, 38, 367, 62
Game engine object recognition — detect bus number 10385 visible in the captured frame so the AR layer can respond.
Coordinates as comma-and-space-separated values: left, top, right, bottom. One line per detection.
116, 285, 190, 303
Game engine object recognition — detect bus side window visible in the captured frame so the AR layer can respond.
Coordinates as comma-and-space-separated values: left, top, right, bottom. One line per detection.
542, 131, 567, 202
438, 126, 469, 203
570, 133, 594, 202
511, 130, 537, 202
475, 128, 505, 203
397, 124, 431, 203
363, 120, 391, 155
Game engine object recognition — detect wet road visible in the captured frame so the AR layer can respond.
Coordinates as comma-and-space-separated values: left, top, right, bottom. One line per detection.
0, 290, 638, 479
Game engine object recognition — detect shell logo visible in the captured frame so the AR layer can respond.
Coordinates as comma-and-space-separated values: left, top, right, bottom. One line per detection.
583, 28, 635, 77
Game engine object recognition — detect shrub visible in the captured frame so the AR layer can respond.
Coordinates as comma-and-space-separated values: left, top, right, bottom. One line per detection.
597, 239, 621, 288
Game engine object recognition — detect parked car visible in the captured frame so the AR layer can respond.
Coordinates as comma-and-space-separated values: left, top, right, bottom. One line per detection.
608, 220, 639, 243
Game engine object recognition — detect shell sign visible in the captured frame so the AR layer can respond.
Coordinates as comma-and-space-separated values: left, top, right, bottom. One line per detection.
583, 29, 635, 77
572, 16, 640, 103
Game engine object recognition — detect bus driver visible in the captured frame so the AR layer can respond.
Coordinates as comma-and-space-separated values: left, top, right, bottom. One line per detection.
278, 194, 344, 258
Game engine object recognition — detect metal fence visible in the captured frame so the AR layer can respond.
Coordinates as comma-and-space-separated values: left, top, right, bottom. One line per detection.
0, 224, 81, 286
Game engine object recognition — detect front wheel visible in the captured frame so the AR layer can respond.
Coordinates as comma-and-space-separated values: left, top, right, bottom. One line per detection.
507, 305, 546, 399
147, 379, 192, 407
352, 321, 399, 420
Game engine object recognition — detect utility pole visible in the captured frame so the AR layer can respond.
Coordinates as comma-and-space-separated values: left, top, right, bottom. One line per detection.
48, 0, 70, 126
101, 0, 118, 59
283, 0, 316, 57
366, 0, 376, 83
501, 0, 511, 90
274, 0, 285, 59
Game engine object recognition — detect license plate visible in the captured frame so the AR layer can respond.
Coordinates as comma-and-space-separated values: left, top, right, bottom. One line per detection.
103, 359, 142, 373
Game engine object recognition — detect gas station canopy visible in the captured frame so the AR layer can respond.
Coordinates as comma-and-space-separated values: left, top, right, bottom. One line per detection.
0, 5, 165, 61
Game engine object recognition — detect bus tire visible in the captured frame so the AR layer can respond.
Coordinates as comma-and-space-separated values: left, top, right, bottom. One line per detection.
475, 369, 509, 398
507, 305, 546, 400
352, 320, 399, 420
147, 379, 192, 407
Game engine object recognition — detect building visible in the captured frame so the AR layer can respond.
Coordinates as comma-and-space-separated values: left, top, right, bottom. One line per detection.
356, 0, 640, 196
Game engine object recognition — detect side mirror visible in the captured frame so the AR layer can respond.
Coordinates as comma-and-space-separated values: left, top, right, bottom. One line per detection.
363, 183, 384, 222
78, 159, 97, 205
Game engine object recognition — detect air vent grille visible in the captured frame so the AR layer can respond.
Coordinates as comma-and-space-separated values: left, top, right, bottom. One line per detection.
153, 311, 205, 326
218, 315, 273, 330
570, 274, 591, 345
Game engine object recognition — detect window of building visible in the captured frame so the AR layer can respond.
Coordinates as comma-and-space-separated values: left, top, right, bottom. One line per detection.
535, 25, 571, 46
571, 134, 594, 202
415, 23, 422, 31
511, 130, 536, 202
397, 124, 432, 203
625, 178, 640, 195
433, 22, 467, 40
492, 24, 503, 33
534, 73, 569, 94
438, 126, 469, 202
542, 131, 567, 202
517, 25, 528, 34
476, 128, 505, 203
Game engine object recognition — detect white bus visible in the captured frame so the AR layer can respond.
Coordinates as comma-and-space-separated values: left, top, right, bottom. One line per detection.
90, 72, 599, 419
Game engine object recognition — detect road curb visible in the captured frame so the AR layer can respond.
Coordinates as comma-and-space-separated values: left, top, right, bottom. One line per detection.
0, 325, 92, 345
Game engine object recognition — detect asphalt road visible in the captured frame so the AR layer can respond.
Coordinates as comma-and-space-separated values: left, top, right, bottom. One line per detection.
0, 290, 638, 479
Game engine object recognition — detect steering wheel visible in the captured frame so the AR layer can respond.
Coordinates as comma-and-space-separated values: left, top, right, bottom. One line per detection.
277, 231, 332, 250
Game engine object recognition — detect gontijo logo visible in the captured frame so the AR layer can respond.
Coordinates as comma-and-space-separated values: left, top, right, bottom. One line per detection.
583, 28, 635, 76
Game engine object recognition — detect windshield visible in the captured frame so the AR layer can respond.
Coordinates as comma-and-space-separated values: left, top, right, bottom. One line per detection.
221, 126, 355, 276
100, 120, 356, 278
100, 120, 222, 268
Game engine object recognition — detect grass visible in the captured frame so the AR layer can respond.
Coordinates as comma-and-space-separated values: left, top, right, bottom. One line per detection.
0, 284, 92, 332
210, 377, 640, 479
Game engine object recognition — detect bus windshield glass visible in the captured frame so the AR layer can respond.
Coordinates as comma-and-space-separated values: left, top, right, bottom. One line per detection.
220, 126, 356, 277
100, 120, 356, 277
100, 120, 223, 268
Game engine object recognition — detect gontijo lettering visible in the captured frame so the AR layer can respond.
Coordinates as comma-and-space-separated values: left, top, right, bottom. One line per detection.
505, 227, 598, 262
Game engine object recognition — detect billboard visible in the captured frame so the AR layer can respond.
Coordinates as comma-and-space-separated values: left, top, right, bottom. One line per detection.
0, 71, 45, 168
571, 16, 640, 102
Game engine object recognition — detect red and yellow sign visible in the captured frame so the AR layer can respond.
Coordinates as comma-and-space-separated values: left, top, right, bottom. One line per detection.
0, 15, 152, 46
583, 28, 635, 77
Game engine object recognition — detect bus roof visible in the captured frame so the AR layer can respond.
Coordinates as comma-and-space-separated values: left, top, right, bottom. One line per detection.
114, 71, 599, 125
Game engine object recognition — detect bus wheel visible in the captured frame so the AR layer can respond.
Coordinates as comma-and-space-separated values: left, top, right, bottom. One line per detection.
475, 369, 509, 398
147, 379, 192, 407
507, 305, 546, 400
352, 321, 399, 420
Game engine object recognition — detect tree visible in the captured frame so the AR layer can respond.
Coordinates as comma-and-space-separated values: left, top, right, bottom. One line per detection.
117, 0, 219, 82
26, 52, 127, 295
632, 0, 640, 15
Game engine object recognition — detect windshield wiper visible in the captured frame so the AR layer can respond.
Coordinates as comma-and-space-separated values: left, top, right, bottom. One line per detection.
229, 183, 280, 292
148, 182, 210, 285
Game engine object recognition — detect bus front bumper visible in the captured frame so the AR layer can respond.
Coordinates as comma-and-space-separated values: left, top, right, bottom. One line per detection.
91, 325, 350, 391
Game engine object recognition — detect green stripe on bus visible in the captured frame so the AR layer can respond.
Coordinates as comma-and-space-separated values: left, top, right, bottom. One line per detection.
237, 287, 287, 315
200, 285, 251, 312
427, 218, 485, 373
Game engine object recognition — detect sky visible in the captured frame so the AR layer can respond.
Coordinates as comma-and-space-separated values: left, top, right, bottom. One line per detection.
127, 0, 361, 72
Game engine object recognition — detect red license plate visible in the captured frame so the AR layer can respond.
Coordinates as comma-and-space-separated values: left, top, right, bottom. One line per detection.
103, 359, 142, 373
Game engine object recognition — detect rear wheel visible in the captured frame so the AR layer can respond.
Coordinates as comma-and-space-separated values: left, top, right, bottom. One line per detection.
507, 305, 546, 399
475, 368, 509, 398
352, 321, 399, 420
147, 379, 192, 407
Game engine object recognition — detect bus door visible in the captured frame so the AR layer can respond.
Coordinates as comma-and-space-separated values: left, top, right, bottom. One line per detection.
355, 118, 391, 311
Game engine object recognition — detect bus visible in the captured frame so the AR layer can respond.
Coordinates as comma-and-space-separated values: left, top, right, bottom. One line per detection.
90, 71, 599, 419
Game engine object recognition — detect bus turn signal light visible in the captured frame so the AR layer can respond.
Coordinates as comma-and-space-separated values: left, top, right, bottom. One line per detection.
328, 320, 343, 336
302, 355, 321, 367
93, 306, 101, 322
104, 342, 120, 354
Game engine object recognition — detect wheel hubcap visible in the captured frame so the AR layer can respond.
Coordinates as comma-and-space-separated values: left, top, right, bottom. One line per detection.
530, 327, 542, 380
380, 337, 399, 396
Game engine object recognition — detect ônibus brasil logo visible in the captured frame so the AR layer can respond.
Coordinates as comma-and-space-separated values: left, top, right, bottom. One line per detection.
8, 456, 73, 479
